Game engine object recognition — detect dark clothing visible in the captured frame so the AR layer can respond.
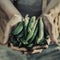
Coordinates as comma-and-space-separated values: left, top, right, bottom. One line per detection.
14, 0, 50, 17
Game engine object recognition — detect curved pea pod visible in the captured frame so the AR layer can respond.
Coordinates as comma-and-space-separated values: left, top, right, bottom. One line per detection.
28, 16, 36, 32
24, 15, 30, 27
37, 17, 44, 44
26, 20, 38, 42
18, 37, 28, 46
23, 15, 30, 38
29, 26, 38, 43
12, 22, 23, 35
17, 30, 24, 39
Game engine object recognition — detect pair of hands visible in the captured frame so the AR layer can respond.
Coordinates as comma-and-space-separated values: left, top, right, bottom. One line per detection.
1, 14, 58, 54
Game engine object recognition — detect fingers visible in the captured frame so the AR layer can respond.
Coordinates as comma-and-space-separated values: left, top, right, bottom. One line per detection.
31, 49, 43, 54
50, 36, 58, 45
3, 23, 11, 45
10, 43, 48, 54
42, 14, 58, 45
32, 45, 48, 50
8, 14, 23, 27
2, 15, 23, 45
10, 43, 27, 52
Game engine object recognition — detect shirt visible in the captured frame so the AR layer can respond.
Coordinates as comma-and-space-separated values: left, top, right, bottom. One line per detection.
14, 0, 50, 17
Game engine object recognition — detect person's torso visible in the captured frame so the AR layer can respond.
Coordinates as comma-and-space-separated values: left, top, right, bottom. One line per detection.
14, 0, 50, 17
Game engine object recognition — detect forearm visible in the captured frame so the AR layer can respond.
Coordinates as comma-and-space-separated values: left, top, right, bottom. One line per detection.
0, 0, 22, 19
44, 0, 60, 13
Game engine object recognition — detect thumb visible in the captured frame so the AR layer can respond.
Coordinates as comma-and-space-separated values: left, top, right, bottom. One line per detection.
2, 15, 23, 45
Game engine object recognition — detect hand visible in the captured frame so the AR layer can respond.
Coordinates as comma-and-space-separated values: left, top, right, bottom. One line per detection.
2, 14, 23, 45
42, 14, 58, 45
10, 43, 48, 54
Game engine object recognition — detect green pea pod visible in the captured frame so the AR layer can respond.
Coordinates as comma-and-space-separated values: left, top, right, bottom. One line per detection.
29, 26, 38, 43
24, 15, 30, 27
12, 22, 23, 35
28, 16, 36, 32
18, 38, 28, 46
37, 17, 44, 44
23, 15, 30, 38
26, 20, 38, 42
17, 30, 23, 39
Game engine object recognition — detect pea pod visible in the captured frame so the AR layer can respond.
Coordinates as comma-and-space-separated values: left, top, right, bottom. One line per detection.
17, 30, 23, 39
24, 15, 29, 27
12, 22, 23, 35
23, 15, 30, 38
26, 20, 38, 42
18, 37, 28, 45
28, 16, 36, 32
37, 17, 44, 44
29, 26, 38, 43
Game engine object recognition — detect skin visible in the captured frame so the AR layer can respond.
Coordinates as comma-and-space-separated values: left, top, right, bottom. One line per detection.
0, 0, 58, 45
0, 0, 23, 44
